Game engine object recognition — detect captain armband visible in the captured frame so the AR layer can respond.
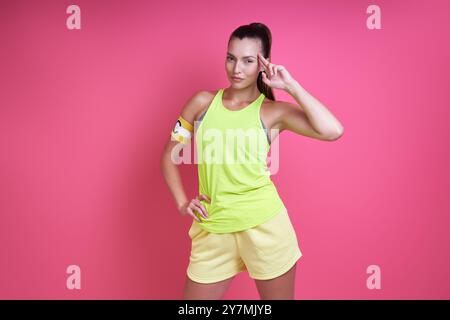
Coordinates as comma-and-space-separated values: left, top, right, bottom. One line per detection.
171, 115, 194, 144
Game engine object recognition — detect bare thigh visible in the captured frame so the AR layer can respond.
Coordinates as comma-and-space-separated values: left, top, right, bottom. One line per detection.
183, 275, 236, 300
254, 262, 297, 300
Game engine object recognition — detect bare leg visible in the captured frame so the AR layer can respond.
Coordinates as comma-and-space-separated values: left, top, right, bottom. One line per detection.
183, 275, 236, 300
254, 262, 297, 300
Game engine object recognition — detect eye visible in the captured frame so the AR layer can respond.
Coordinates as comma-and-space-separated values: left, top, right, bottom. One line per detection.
227, 57, 233, 61
246, 60, 254, 63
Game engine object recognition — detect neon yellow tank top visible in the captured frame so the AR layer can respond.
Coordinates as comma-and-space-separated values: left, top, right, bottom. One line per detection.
192, 88, 286, 233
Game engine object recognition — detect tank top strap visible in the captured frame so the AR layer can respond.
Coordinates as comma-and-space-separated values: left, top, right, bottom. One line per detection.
206, 88, 223, 115
253, 91, 266, 111
211, 88, 224, 111
195, 89, 223, 127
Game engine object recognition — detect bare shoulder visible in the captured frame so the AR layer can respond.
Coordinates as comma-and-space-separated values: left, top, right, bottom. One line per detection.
196, 90, 217, 119
179, 90, 217, 125
260, 99, 294, 114
260, 99, 296, 131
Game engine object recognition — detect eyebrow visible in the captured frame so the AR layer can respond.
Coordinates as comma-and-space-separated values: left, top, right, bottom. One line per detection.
227, 53, 256, 59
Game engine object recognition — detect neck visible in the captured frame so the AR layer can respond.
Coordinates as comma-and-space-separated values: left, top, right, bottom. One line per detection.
224, 85, 261, 106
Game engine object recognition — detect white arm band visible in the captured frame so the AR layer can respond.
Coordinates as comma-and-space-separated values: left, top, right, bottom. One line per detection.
171, 116, 194, 144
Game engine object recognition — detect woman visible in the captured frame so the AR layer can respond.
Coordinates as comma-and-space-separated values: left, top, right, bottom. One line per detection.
160, 22, 344, 300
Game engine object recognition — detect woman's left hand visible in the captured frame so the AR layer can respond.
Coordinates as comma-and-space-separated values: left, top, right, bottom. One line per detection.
257, 52, 297, 91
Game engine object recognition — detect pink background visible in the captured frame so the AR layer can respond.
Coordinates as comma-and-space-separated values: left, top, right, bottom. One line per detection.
1, 0, 449, 299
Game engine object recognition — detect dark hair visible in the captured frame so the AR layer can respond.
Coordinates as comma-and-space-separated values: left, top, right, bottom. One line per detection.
228, 22, 275, 101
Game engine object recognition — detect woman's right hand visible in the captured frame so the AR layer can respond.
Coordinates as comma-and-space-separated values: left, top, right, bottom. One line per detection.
178, 194, 211, 222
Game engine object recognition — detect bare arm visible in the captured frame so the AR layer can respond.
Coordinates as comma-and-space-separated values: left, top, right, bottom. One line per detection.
159, 91, 211, 221
160, 137, 190, 210
256, 52, 344, 141
280, 81, 344, 141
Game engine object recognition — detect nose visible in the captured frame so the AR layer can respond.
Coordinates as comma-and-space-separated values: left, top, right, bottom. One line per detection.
232, 61, 242, 74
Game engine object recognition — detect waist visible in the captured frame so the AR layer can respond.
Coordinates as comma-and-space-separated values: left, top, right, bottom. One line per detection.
196, 191, 286, 233
200, 180, 280, 209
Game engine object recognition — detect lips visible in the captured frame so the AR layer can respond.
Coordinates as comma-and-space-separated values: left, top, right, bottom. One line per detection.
232, 76, 244, 80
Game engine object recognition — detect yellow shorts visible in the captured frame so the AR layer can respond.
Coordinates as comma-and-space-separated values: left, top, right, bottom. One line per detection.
186, 207, 303, 284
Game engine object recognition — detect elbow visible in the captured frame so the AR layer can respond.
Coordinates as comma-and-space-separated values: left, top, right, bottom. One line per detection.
159, 154, 165, 175
160, 151, 170, 173
160, 148, 180, 170
324, 126, 344, 141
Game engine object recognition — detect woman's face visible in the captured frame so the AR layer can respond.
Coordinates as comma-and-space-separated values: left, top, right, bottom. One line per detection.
225, 37, 265, 87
